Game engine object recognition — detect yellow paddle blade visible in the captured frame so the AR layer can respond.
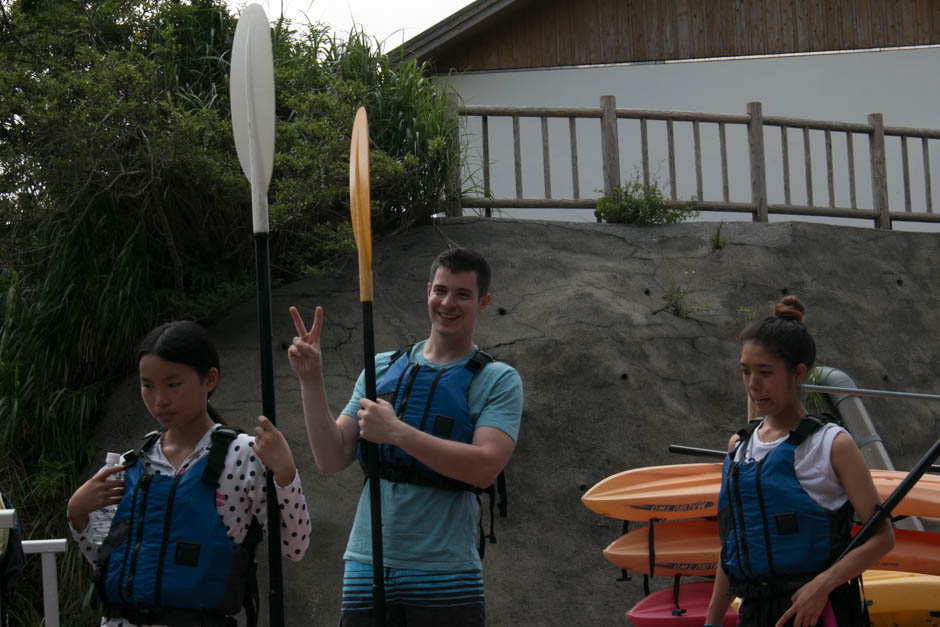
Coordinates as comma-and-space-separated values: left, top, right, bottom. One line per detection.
349, 106, 373, 302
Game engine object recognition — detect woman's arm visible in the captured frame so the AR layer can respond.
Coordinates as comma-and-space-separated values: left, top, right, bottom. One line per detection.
705, 432, 741, 623
775, 432, 895, 627
705, 564, 734, 624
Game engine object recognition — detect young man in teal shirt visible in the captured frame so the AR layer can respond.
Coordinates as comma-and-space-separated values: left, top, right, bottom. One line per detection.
288, 248, 523, 626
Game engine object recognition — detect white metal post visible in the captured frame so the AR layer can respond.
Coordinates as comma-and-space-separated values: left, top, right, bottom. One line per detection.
22, 539, 68, 627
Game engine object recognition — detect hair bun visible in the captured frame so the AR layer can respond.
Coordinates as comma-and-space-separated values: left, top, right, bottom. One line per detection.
773, 295, 805, 323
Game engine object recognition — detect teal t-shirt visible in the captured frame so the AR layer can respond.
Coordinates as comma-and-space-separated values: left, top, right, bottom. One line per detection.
341, 340, 523, 571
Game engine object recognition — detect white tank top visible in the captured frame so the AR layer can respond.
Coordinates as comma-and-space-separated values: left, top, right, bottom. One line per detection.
733, 421, 850, 511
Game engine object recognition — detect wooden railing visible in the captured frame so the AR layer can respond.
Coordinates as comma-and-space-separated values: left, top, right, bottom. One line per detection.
447, 95, 940, 229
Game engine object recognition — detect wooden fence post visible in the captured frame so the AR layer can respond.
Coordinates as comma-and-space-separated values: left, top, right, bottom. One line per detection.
747, 101, 768, 222
600, 95, 620, 193
445, 91, 462, 217
868, 113, 891, 229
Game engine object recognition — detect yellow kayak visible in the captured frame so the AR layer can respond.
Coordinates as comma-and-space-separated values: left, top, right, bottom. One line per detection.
863, 570, 940, 627
729, 570, 940, 626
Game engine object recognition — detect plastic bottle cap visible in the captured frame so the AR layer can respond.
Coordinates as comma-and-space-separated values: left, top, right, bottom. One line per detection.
106, 452, 122, 466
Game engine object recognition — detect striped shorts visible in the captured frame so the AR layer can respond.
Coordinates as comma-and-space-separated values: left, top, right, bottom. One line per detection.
340, 560, 485, 626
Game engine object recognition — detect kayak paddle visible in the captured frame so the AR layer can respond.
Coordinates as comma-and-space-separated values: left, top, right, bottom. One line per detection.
230, 5, 283, 625
349, 106, 385, 626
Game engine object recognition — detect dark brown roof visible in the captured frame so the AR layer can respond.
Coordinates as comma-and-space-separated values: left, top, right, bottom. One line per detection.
392, 0, 940, 73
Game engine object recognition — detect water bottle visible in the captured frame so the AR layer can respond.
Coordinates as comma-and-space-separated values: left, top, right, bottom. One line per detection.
103, 452, 125, 516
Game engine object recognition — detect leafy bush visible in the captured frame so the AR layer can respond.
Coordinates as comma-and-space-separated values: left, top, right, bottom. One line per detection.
595, 176, 698, 225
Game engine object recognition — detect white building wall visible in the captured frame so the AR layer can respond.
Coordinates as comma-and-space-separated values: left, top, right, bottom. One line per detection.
443, 46, 940, 231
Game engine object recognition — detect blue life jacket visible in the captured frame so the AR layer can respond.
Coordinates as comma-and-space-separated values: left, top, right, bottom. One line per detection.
718, 415, 853, 588
96, 427, 261, 627
357, 345, 493, 492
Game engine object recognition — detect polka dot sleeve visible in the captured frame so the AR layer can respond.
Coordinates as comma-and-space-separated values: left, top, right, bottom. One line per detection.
68, 464, 114, 566
215, 433, 311, 561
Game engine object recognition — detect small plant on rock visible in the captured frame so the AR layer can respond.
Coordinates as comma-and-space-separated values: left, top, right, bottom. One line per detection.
662, 281, 694, 317
595, 174, 698, 225
660, 280, 710, 318
737, 305, 755, 322
708, 223, 728, 250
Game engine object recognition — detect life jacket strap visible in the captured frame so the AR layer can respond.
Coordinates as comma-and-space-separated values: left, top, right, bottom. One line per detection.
121, 429, 164, 470
475, 470, 507, 559
201, 427, 240, 488
102, 604, 236, 627
379, 465, 475, 492
786, 414, 826, 446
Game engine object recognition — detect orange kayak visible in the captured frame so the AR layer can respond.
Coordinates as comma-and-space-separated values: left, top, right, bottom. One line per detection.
603, 519, 940, 577
582, 462, 940, 522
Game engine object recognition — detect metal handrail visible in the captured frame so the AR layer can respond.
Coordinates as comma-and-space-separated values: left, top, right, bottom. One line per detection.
802, 384, 940, 403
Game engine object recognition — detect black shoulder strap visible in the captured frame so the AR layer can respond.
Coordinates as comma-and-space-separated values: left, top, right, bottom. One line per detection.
466, 349, 494, 373
735, 420, 761, 441
787, 414, 826, 446
201, 426, 260, 627
121, 429, 165, 469
730, 420, 762, 457
389, 344, 413, 365
202, 426, 241, 487
811, 411, 843, 427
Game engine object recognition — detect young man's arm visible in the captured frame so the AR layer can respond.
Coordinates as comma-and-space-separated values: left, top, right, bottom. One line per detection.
357, 405, 514, 488
356, 366, 522, 488
288, 306, 360, 474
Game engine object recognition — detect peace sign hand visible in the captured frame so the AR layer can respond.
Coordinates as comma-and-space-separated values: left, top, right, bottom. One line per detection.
288, 306, 324, 384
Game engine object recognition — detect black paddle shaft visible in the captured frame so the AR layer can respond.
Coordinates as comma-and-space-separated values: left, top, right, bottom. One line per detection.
837, 435, 940, 562
361, 304, 385, 626
255, 234, 284, 627
668, 444, 726, 459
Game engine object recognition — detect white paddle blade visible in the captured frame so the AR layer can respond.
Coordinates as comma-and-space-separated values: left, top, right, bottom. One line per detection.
231, 3, 275, 233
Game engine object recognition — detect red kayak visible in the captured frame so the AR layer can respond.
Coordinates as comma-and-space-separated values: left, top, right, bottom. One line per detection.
625, 581, 737, 626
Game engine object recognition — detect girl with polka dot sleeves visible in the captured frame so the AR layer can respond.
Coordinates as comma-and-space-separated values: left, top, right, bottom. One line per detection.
67, 321, 310, 626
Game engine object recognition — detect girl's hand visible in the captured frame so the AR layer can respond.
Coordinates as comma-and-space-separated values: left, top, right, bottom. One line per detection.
287, 306, 324, 384
775, 575, 830, 627
252, 415, 297, 486
66, 465, 125, 532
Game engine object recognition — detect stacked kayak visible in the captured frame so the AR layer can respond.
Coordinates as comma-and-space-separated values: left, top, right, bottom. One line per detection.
581, 462, 940, 521
625, 581, 736, 627
582, 462, 940, 626
603, 520, 940, 577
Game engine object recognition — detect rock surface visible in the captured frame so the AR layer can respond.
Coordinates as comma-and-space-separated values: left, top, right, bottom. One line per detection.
96, 218, 939, 626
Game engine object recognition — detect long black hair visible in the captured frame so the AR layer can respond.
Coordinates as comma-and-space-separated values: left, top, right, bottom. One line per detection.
739, 295, 816, 372
137, 320, 225, 423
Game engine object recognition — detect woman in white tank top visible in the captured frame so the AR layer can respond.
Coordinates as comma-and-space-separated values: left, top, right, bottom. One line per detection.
706, 296, 894, 627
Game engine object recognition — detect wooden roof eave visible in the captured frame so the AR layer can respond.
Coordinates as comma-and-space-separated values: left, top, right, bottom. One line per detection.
388, 0, 521, 64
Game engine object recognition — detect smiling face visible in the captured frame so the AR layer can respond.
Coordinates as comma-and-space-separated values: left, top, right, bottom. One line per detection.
426, 267, 491, 343
139, 353, 217, 434
740, 341, 807, 423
